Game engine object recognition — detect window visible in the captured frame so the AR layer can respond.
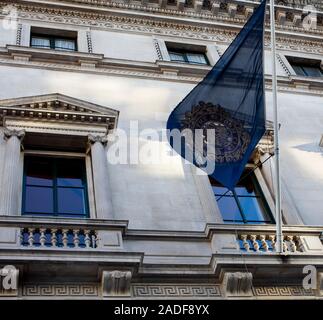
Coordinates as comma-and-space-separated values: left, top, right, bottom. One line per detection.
168, 50, 209, 65
287, 57, 323, 78
22, 156, 89, 218
210, 173, 273, 224
30, 28, 77, 52
166, 42, 209, 65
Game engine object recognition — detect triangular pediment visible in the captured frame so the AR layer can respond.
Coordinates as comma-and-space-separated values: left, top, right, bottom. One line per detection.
0, 93, 119, 130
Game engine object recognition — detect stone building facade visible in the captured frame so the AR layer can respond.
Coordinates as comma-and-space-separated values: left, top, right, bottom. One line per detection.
0, 0, 322, 299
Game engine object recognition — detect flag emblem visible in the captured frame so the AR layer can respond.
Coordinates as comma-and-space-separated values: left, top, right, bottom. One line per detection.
181, 101, 251, 164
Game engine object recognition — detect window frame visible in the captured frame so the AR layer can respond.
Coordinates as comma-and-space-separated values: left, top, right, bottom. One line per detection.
168, 48, 210, 65
285, 55, 323, 78
21, 151, 91, 219
290, 63, 323, 77
30, 33, 78, 52
210, 170, 275, 225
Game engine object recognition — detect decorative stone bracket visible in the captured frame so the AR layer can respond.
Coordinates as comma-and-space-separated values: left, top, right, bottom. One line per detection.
101, 270, 132, 297
221, 271, 253, 297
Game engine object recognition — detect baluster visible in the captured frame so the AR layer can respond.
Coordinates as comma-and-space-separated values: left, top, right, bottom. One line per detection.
20, 228, 24, 245
250, 235, 259, 251
95, 231, 99, 248
283, 237, 288, 252
84, 230, 91, 248
295, 236, 305, 252
240, 235, 250, 251
73, 229, 80, 248
62, 229, 69, 248
51, 229, 57, 247
39, 228, 46, 247
287, 235, 296, 252
259, 235, 269, 252
28, 228, 35, 247
268, 235, 276, 251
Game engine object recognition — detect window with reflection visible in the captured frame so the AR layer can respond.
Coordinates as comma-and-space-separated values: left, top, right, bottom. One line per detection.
209, 173, 273, 224
168, 50, 209, 65
286, 56, 323, 78
31, 34, 77, 51
22, 156, 89, 218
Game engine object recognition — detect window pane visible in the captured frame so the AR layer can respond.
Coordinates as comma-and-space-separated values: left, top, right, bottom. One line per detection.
25, 158, 53, 187
186, 53, 207, 64
55, 39, 76, 51
56, 159, 84, 187
238, 196, 268, 222
291, 64, 306, 76
57, 188, 86, 215
31, 37, 50, 49
169, 52, 185, 62
303, 66, 323, 77
216, 196, 243, 222
25, 186, 54, 214
212, 185, 233, 197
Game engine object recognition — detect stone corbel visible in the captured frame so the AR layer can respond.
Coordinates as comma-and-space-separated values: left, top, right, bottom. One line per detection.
277, 10, 287, 25
177, 0, 185, 11
211, 1, 220, 15
221, 271, 253, 297
228, 4, 237, 18
101, 270, 132, 297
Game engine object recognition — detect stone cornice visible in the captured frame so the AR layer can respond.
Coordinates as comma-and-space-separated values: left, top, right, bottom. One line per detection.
0, 46, 323, 96
2, 0, 323, 42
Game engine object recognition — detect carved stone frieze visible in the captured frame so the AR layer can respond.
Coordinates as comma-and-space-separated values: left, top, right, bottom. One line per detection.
0, 2, 322, 54
22, 284, 98, 296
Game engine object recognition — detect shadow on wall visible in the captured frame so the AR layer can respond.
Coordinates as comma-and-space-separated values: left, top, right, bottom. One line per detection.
293, 142, 323, 156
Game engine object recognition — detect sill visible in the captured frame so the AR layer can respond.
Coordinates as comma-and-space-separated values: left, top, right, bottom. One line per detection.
6, 45, 103, 65
0, 215, 129, 230
157, 59, 212, 76
290, 75, 323, 85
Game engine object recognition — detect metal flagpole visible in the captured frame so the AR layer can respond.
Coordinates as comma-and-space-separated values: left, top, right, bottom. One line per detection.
269, 0, 283, 254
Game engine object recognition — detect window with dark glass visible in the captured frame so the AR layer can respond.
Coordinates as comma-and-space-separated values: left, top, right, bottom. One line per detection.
209, 173, 273, 224
22, 156, 89, 218
168, 49, 209, 65
165, 42, 209, 65
287, 57, 323, 78
30, 28, 77, 52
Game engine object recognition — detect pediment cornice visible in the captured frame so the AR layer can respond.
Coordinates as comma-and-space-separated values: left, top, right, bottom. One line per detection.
0, 93, 119, 131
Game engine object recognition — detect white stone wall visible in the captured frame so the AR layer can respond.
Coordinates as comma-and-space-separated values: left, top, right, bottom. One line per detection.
0, 13, 322, 229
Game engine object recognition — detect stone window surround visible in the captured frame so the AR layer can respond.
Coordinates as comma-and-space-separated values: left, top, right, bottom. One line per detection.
279, 52, 323, 78
17, 22, 92, 54
0, 93, 119, 220
153, 36, 220, 67
21, 149, 95, 218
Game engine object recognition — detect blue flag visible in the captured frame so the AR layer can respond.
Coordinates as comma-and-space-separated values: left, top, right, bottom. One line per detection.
167, 0, 267, 190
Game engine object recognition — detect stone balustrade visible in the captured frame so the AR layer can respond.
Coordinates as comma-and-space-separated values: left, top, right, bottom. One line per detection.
20, 227, 98, 249
238, 234, 306, 253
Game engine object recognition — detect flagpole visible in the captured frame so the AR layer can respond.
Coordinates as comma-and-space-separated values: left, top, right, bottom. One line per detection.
269, 0, 283, 254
